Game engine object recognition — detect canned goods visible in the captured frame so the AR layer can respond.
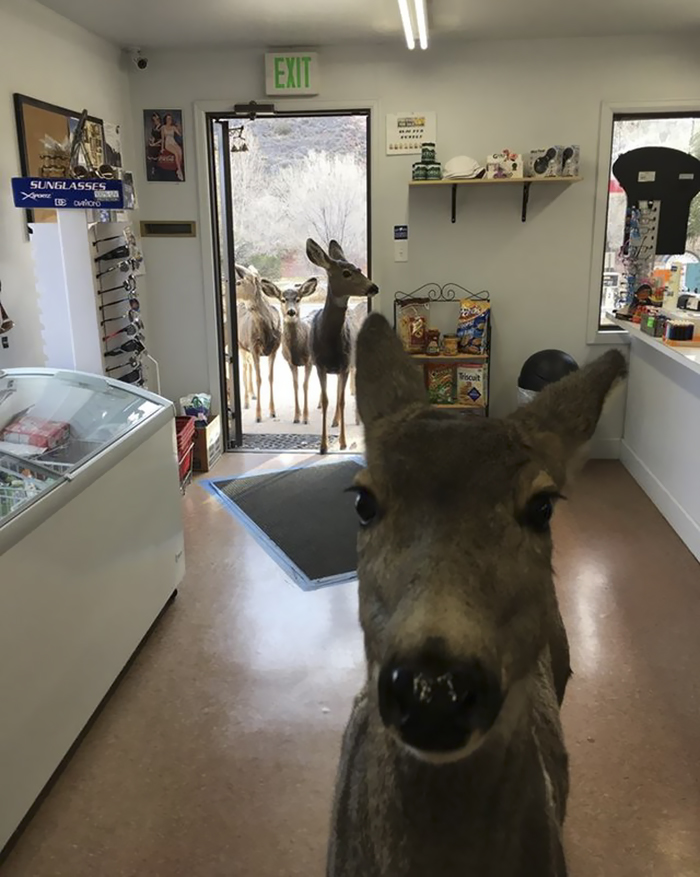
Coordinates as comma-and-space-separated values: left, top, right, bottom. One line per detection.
412, 162, 428, 181
425, 162, 442, 181
421, 142, 436, 162
442, 334, 459, 356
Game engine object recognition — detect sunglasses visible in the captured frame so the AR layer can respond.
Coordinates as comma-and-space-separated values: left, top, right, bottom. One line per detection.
104, 337, 146, 357
102, 322, 144, 342
96, 259, 141, 279
100, 296, 140, 312
100, 276, 137, 295
92, 227, 135, 247
94, 245, 131, 264
105, 355, 141, 373
102, 308, 141, 326
72, 163, 118, 180
119, 366, 144, 385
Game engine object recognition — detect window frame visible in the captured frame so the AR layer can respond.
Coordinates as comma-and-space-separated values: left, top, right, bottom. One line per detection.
586, 99, 700, 345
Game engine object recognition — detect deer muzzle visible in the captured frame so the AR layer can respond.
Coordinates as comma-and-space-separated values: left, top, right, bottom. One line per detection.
378, 655, 503, 754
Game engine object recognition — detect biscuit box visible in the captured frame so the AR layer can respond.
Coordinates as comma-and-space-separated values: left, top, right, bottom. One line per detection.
457, 364, 488, 407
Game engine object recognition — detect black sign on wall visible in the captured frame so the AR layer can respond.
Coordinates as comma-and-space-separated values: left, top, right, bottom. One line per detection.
613, 146, 700, 255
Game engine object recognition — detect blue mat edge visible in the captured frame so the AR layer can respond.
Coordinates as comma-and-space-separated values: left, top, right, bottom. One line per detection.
201, 455, 365, 592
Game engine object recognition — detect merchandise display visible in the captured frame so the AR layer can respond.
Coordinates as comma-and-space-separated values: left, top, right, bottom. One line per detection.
486, 149, 523, 180
426, 363, 455, 404
528, 146, 564, 177
443, 155, 485, 180
561, 145, 580, 177
456, 299, 490, 354
397, 298, 430, 353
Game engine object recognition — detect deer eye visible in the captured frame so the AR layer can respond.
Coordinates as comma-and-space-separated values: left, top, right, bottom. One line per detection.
521, 492, 559, 532
354, 487, 379, 527
342, 269, 352, 278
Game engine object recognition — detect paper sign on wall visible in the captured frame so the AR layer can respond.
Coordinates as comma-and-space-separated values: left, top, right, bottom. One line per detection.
265, 52, 319, 95
386, 112, 437, 155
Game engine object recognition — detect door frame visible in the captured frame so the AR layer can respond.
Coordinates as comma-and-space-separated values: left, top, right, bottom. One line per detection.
194, 99, 380, 442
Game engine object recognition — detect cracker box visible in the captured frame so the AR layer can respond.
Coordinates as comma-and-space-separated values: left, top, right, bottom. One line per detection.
457, 364, 488, 407
456, 300, 490, 355
0, 416, 70, 450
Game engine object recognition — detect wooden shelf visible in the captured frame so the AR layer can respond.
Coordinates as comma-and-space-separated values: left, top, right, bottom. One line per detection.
409, 176, 582, 223
411, 353, 487, 362
409, 176, 582, 187
433, 403, 485, 410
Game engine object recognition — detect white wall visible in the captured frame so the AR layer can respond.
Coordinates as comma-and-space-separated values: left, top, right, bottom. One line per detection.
126, 35, 698, 435
0, 0, 136, 370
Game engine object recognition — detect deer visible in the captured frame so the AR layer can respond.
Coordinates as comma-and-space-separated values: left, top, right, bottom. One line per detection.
306, 239, 378, 453
260, 277, 318, 424
235, 264, 281, 423
327, 313, 627, 877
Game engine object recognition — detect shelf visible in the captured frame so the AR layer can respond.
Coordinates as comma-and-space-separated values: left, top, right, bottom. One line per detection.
606, 312, 700, 378
409, 176, 583, 223
433, 403, 485, 410
411, 353, 487, 362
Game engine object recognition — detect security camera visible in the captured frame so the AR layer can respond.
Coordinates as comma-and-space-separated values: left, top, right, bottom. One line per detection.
131, 48, 148, 70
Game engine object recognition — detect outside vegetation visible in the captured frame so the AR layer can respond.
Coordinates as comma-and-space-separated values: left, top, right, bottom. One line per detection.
230, 115, 368, 291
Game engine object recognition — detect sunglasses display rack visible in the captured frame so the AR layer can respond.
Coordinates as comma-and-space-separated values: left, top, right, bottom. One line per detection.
93, 218, 159, 392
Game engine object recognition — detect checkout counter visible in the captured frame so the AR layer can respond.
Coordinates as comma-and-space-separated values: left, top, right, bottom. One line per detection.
611, 307, 700, 563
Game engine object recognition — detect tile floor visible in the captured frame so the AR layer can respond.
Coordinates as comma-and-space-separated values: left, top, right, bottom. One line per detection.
1, 458, 699, 877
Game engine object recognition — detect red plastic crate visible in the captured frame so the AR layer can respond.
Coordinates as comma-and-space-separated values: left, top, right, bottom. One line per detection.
175, 416, 196, 458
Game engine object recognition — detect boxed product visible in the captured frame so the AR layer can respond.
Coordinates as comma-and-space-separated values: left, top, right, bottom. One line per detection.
397, 298, 430, 354
426, 363, 455, 404
179, 393, 211, 424
528, 147, 563, 178
192, 414, 223, 473
456, 300, 490, 355
560, 145, 580, 177
0, 416, 70, 450
457, 364, 488, 407
485, 150, 524, 180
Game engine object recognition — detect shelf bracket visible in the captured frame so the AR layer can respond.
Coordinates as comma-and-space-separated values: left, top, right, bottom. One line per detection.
521, 182, 531, 222
451, 184, 457, 223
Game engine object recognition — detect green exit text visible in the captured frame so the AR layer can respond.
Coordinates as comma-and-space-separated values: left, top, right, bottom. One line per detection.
274, 55, 313, 90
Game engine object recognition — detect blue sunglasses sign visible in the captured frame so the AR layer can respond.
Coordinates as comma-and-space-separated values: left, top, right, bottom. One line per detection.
12, 177, 124, 210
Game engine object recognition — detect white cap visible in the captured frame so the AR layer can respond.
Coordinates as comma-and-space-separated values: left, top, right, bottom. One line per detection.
443, 156, 485, 179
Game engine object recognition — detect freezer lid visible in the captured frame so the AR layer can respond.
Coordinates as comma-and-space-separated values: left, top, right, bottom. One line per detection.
0, 368, 173, 498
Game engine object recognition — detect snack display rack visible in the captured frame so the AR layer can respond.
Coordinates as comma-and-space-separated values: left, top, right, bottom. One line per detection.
393, 284, 491, 416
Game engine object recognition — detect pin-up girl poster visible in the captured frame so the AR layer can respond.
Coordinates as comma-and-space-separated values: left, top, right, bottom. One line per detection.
144, 109, 185, 182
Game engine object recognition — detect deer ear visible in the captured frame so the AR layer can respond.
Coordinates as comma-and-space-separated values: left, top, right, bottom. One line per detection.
260, 279, 281, 300
234, 264, 248, 281
356, 313, 427, 428
510, 349, 627, 470
328, 240, 346, 261
298, 277, 318, 297
306, 238, 331, 270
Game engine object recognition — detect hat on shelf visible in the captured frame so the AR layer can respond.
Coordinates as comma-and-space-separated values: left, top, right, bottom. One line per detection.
443, 156, 486, 180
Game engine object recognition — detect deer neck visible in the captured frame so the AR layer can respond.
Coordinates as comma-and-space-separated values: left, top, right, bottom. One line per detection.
318, 284, 349, 338
253, 289, 277, 324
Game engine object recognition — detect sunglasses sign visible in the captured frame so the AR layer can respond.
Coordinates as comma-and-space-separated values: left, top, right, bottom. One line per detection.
11, 177, 125, 210
265, 52, 319, 95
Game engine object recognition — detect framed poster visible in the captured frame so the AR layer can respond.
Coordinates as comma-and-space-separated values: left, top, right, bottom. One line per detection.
143, 109, 185, 182
386, 112, 437, 155
13, 94, 104, 223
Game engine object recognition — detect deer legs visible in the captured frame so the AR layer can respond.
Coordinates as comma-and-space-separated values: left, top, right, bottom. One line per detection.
303, 363, 311, 425
318, 368, 330, 455
292, 366, 301, 424
253, 352, 263, 423
268, 350, 277, 419
337, 370, 348, 450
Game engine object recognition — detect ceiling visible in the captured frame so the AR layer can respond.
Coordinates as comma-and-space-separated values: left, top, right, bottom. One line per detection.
37, 0, 700, 49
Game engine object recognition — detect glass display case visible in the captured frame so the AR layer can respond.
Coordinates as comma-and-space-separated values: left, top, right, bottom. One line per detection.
0, 369, 162, 524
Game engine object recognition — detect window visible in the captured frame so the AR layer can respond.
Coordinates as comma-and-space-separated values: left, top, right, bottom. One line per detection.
597, 112, 700, 329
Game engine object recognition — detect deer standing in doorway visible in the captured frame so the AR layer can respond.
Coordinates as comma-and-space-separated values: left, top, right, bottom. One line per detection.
261, 277, 318, 424
327, 313, 626, 877
235, 264, 281, 423
306, 239, 378, 453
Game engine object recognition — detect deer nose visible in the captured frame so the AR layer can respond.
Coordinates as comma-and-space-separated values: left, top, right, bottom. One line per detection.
367, 283, 379, 296
378, 658, 503, 753
287, 308, 296, 317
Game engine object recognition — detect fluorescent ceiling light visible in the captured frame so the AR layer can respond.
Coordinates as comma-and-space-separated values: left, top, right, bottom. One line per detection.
414, 0, 428, 50
398, 0, 415, 50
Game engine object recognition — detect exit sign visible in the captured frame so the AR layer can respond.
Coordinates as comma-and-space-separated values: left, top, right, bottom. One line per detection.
265, 52, 319, 96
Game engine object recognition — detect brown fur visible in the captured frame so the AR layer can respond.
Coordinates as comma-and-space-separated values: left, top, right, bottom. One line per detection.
327, 314, 627, 877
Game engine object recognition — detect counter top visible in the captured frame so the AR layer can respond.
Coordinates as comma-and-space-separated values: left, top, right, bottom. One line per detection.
608, 313, 700, 378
